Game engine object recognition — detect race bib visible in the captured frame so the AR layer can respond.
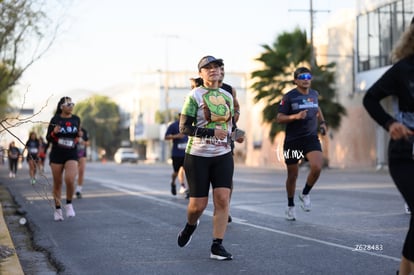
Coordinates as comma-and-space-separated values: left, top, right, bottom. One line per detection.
29, 148, 38, 154
177, 143, 187, 150
58, 138, 74, 148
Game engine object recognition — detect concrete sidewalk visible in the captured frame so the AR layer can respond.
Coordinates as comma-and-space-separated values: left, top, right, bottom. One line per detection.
0, 202, 24, 275
0, 175, 57, 274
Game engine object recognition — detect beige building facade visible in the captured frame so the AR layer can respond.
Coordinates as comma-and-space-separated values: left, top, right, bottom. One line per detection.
244, 0, 414, 169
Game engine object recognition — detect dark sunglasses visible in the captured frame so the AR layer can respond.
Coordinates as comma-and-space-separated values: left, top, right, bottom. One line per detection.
297, 73, 312, 80
61, 102, 75, 107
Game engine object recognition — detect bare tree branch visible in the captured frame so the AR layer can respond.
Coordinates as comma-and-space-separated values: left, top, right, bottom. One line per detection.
0, 0, 67, 106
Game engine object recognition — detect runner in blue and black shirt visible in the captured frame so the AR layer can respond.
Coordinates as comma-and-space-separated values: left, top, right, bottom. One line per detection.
277, 67, 327, 221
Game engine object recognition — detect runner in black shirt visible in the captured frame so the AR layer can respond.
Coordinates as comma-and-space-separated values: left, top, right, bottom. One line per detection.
46, 96, 80, 221
277, 67, 326, 221
25, 132, 40, 184
363, 17, 414, 274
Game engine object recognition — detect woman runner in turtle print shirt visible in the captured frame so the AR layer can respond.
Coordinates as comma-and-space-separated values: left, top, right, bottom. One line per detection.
177, 55, 244, 261
46, 96, 80, 221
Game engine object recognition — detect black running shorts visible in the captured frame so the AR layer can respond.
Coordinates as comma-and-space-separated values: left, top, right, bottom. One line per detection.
49, 147, 78, 164
172, 156, 185, 172
283, 135, 322, 165
184, 152, 233, 198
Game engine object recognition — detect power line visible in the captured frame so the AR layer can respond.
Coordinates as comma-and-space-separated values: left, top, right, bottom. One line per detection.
288, 0, 330, 68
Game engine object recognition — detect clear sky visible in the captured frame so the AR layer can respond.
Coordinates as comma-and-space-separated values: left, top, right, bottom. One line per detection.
16, 0, 356, 114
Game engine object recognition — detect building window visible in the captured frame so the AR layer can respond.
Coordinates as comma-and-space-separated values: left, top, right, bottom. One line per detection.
378, 5, 391, 67
357, 0, 414, 72
357, 14, 369, 71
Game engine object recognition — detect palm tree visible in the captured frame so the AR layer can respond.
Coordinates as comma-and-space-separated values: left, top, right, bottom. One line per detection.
251, 27, 346, 141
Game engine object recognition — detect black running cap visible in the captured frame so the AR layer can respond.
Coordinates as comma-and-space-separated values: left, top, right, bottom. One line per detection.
198, 56, 223, 71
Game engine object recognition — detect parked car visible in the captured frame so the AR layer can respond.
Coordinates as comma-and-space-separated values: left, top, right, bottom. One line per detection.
113, 148, 139, 164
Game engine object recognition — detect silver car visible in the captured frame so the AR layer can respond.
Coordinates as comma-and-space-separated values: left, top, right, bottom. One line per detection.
113, 148, 139, 164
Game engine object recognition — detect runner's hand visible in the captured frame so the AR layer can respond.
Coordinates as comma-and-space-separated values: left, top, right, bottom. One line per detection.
389, 122, 414, 140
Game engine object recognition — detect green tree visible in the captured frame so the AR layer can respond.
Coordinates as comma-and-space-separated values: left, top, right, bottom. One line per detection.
74, 95, 121, 160
155, 109, 176, 124
251, 28, 346, 141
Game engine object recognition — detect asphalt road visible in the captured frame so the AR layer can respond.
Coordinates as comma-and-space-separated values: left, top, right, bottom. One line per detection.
0, 161, 409, 275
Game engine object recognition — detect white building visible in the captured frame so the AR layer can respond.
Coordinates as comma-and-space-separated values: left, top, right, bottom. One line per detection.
129, 70, 249, 162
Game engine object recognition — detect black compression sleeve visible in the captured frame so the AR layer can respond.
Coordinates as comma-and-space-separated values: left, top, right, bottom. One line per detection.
179, 114, 215, 137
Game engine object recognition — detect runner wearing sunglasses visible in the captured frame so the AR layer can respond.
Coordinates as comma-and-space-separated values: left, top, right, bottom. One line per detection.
276, 67, 327, 221
46, 96, 81, 221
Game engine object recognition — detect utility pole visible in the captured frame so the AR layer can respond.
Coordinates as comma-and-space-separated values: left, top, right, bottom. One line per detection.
288, 0, 330, 68
159, 34, 178, 163
162, 34, 179, 124
310, 0, 315, 67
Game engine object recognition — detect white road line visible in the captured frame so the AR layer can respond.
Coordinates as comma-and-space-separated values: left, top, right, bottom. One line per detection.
235, 220, 399, 262
100, 181, 400, 263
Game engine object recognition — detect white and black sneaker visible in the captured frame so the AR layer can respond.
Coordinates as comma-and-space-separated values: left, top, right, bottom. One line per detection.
54, 209, 64, 221
210, 243, 233, 261
177, 220, 199, 247
299, 194, 312, 212
65, 204, 76, 218
285, 206, 296, 221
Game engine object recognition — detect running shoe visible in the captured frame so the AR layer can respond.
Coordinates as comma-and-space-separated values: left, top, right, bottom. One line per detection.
210, 243, 233, 261
228, 215, 232, 223
54, 209, 64, 221
299, 194, 312, 212
76, 191, 82, 199
285, 206, 296, 221
30, 178, 36, 185
179, 184, 187, 194
171, 182, 176, 196
405, 203, 411, 215
177, 220, 199, 247
65, 204, 76, 218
